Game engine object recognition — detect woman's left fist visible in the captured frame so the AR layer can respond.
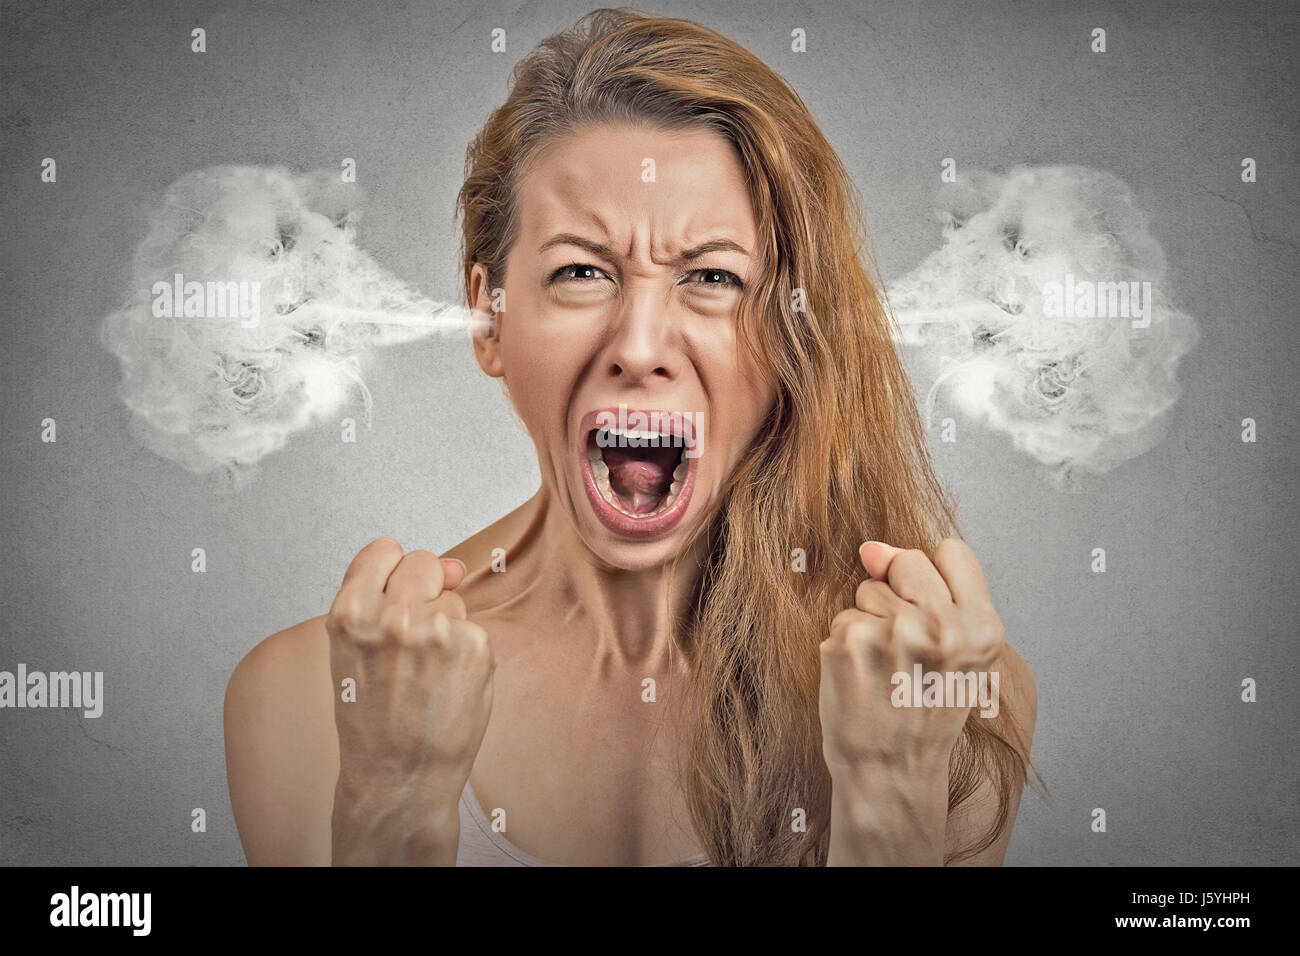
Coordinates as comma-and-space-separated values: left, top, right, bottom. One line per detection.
819, 538, 1006, 781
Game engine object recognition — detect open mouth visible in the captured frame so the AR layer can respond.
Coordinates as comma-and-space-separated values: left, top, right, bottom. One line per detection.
578, 408, 698, 538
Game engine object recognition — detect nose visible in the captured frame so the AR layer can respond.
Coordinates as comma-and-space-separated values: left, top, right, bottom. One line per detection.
602, 284, 679, 385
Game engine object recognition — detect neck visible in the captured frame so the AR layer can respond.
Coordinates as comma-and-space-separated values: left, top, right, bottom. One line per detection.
465, 483, 706, 670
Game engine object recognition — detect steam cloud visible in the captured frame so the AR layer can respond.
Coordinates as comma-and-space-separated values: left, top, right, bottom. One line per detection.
886, 165, 1199, 482
99, 166, 479, 481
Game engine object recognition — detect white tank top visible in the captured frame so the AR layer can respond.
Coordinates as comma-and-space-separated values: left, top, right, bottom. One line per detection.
455, 779, 710, 867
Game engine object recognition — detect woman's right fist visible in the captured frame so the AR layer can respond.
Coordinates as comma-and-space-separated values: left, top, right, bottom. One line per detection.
326, 537, 494, 865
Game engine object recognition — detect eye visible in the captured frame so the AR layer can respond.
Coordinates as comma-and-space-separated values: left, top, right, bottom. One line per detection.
686, 268, 743, 290
549, 263, 611, 283
547, 262, 744, 291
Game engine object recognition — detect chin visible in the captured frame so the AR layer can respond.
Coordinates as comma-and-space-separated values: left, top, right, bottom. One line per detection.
575, 531, 690, 573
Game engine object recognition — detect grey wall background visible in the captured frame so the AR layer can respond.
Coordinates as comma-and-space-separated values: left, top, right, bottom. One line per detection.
1, 0, 1296, 865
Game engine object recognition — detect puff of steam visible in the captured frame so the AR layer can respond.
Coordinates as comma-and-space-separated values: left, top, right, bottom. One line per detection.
99, 165, 476, 480
886, 165, 1199, 480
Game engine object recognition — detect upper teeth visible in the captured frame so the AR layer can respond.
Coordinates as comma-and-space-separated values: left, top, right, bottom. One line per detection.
598, 426, 684, 444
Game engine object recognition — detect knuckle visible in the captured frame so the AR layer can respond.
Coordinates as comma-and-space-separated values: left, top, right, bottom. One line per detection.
829, 607, 859, 638
367, 536, 404, 557
898, 548, 928, 569
976, 611, 1004, 641
459, 621, 491, 653
976, 617, 1006, 659
934, 537, 969, 561
400, 548, 438, 567
844, 618, 879, 646
936, 619, 965, 657
427, 613, 455, 649
854, 578, 886, 608
376, 602, 415, 642
890, 606, 924, 638
329, 592, 371, 635
893, 610, 935, 657
454, 621, 494, 667
888, 549, 930, 584
430, 590, 467, 620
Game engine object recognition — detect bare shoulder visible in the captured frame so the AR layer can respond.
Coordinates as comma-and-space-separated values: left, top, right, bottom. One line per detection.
223, 615, 337, 866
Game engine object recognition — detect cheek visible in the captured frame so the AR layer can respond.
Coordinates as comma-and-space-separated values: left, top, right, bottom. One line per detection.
737, 345, 775, 409
694, 328, 775, 431
678, 371, 768, 482
496, 296, 594, 426
730, 368, 777, 458
724, 384, 776, 455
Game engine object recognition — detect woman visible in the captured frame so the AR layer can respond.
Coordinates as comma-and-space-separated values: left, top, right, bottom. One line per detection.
224, 7, 1039, 867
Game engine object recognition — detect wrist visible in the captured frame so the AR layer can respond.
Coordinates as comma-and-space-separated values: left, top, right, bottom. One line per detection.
332, 773, 462, 866
826, 759, 949, 866
826, 748, 950, 793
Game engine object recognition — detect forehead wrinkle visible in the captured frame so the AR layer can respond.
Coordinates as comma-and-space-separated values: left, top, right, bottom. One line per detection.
648, 215, 754, 265
534, 164, 641, 243
650, 185, 755, 261
529, 153, 756, 268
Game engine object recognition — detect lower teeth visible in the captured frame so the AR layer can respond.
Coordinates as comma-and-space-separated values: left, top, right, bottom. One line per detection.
592, 468, 681, 517
587, 442, 688, 519
597, 479, 677, 517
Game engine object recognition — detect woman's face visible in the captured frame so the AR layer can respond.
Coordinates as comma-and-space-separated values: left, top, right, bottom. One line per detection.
471, 121, 777, 571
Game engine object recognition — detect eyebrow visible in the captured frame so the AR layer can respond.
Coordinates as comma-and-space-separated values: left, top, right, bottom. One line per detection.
537, 232, 751, 263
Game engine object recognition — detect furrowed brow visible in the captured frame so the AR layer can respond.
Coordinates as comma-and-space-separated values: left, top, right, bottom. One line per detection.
538, 233, 751, 264
676, 239, 751, 262
538, 234, 616, 259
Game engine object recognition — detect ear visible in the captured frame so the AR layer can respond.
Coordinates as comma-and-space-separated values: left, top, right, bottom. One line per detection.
469, 262, 505, 379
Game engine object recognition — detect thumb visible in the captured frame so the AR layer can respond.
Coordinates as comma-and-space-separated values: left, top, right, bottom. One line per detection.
858, 540, 901, 580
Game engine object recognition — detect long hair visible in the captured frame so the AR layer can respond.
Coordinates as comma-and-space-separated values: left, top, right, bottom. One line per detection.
456, 7, 1039, 865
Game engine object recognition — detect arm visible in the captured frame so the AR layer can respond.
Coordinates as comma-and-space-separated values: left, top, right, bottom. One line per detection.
225, 542, 492, 868
822, 539, 1039, 866
827, 644, 1037, 866
223, 617, 338, 866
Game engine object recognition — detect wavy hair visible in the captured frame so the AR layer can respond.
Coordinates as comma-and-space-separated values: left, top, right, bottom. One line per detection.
456, 7, 1039, 865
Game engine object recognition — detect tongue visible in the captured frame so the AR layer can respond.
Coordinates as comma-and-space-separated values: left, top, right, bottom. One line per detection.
602, 446, 674, 514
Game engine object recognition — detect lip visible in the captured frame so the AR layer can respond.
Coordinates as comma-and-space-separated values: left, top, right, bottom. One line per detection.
577, 406, 699, 539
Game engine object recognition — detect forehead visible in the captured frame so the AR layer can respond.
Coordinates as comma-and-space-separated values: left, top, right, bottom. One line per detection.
515, 123, 757, 247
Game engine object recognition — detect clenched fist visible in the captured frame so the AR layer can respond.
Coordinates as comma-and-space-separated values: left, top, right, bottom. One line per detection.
327, 537, 494, 866
820, 538, 1005, 777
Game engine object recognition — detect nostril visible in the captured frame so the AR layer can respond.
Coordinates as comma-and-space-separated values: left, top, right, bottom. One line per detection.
608, 360, 673, 380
